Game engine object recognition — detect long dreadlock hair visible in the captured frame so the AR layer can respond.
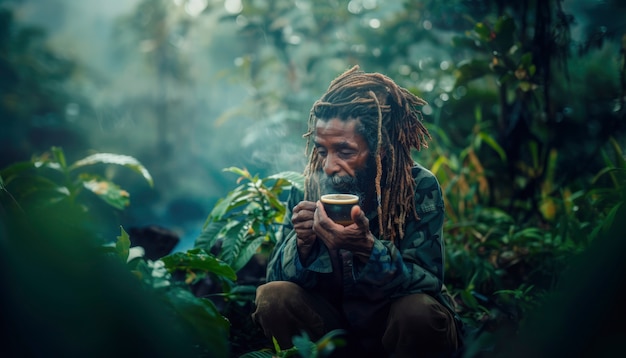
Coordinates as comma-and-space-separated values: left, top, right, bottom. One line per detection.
303, 65, 430, 243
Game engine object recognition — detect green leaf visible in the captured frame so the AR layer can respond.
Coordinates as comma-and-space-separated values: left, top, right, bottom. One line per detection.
70, 153, 154, 187
293, 332, 316, 358
162, 249, 237, 281
455, 59, 491, 86
81, 176, 130, 210
232, 236, 265, 272
460, 290, 480, 310
4, 175, 69, 208
474, 22, 491, 41
209, 188, 251, 219
51, 146, 68, 170
0, 161, 38, 185
239, 350, 275, 358
223, 166, 252, 180
609, 137, 626, 169
218, 220, 248, 265
477, 132, 507, 161
116, 226, 131, 262
163, 288, 230, 356
267, 171, 305, 192
493, 16, 515, 51
195, 220, 227, 250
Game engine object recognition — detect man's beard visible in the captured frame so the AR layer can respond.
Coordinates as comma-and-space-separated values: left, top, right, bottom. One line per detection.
319, 161, 376, 202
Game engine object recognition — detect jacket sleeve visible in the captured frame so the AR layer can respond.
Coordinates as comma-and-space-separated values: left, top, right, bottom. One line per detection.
265, 187, 331, 288
348, 165, 445, 300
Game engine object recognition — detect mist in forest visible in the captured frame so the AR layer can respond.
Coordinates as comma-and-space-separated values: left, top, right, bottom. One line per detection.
9, 0, 312, 251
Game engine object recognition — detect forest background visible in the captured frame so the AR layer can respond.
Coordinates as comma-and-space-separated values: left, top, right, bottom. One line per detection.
1, 0, 625, 357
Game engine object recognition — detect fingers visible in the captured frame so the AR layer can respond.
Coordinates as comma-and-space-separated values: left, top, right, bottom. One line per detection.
292, 201, 316, 224
293, 201, 316, 214
351, 205, 368, 228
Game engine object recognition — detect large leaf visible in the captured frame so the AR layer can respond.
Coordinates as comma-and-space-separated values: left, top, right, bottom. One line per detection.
70, 153, 153, 187
232, 236, 266, 273
161, 249, 237, 281
195, 220, 227, 250
209, 187, 253, 219
4, 175, 69, 208
81, 175, 130, 210
267, 171, 305, 192
0, 161, 38, 185
218, 220, 249, 265
163, 288, 230, 356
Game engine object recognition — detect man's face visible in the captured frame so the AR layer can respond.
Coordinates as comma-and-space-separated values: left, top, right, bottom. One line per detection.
313, 118, 375, 197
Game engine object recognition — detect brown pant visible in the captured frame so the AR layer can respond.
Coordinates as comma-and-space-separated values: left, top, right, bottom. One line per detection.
252, 281, 459, 357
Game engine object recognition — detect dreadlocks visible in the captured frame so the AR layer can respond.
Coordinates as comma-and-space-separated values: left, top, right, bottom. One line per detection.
302, 65, 430, 243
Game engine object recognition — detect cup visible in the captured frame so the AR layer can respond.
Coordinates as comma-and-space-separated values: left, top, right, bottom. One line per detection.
320, 194, 359, 226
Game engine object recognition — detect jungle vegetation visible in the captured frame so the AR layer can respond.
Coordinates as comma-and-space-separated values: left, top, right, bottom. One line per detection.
1, 0, 625, 357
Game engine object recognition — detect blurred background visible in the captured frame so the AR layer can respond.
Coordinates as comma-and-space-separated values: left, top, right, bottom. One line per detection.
2, 0, 625, 251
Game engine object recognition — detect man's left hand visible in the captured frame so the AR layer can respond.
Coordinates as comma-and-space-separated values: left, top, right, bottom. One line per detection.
313, 201, 375, 260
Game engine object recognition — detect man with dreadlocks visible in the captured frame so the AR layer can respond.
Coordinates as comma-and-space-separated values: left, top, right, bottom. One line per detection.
252, 66, 461, 357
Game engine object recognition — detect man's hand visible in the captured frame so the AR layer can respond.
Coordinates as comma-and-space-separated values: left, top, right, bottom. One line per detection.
292, 201, 317, 262
313, 201, 375, 262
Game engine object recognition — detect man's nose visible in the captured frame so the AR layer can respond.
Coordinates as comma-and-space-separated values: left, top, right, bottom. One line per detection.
323, 153, 341, 176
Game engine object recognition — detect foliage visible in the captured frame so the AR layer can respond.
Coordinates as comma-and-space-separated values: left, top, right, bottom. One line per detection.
240, 330, 347, 358
194, 167, 304, 273
0, 148, 218, 357
1, 146, 153, 239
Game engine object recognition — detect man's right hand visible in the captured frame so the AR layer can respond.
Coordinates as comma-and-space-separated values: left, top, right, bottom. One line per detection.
292, 200, 317, 262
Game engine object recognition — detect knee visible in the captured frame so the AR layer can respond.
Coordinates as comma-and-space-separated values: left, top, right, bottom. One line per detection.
390, 294, 452, 332
256, 281, 301, 301
254, 281, 301, 315
384, 294, 458, 356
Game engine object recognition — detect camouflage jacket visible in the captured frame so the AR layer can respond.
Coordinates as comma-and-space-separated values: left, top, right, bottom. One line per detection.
266, 163, 448, 310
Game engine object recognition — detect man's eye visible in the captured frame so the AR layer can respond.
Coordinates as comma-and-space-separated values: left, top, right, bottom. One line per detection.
317, 148, 327, 157
339, 151, 355, 158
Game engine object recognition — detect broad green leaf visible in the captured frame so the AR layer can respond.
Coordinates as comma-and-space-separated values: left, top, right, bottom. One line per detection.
225, 284, 259, 303
163, 289, 230, 356
162, 249, 237, 281
195, 220, 227, 249
81, 176, 130, 210
232, 236, 265, 272
218, 220, 249, 265
0, 161, 37, 184
70, 153, 153, 187
209, 188, 251, 218
267, 171, 305, 192
4, 175, 69, 208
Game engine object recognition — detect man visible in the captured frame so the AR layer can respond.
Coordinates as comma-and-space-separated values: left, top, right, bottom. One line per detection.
252, 65, 461, 357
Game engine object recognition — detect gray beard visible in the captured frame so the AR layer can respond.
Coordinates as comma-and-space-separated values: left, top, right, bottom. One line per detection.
318, 163, 376, 209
